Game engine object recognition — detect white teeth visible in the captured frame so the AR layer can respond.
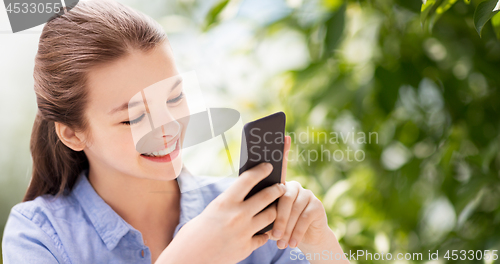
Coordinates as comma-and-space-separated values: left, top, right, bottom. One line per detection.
142, 141, 178, 157
167, 141, 177, 153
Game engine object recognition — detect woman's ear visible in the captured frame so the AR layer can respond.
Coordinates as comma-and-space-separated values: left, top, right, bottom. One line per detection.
54, 122, 86, 151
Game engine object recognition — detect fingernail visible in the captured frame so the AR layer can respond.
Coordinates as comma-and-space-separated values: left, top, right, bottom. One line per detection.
289, 239, 297, 248
273, 230, 282, 239
266, 163, 273, 170
277, 240, 286, 249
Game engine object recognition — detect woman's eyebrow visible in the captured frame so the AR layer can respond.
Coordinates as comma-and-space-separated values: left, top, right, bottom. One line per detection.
109, 101, 142, 115
108, 78, 182, 115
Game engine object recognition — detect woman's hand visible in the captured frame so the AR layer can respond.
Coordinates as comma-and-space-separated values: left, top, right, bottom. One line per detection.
268, 136, 332, 250
156, 162, 286, 264
269, 180, 330, 249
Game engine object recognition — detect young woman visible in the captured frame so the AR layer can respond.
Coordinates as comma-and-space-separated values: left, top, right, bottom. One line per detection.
1, 0, 348, 263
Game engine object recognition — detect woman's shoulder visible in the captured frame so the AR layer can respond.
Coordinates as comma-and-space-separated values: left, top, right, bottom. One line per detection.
2, 194, 79, 264
4, 192, 83, 244
10, 193, 80, 221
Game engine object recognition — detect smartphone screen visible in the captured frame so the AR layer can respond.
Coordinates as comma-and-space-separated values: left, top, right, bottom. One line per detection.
239, 111, 286, 235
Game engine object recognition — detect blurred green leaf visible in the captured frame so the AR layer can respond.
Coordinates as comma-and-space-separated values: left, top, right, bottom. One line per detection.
422, 0, 458, 32
421, 0, 437, 28
492, 12, 500, 39
473, 0, 500, 37
464, 0, 470, 4
437, 0, 459, 15
427, 0, 459, 31
324, 3, 346, 58
323, 0, 344, 12
203, 0, 230, 31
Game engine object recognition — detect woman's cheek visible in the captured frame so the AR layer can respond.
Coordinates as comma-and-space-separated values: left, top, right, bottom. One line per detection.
102, 131, 135, 158
121, 134, 138, 157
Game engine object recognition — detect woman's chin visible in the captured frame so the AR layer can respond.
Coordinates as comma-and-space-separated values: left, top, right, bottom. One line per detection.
138, 157, 183, 180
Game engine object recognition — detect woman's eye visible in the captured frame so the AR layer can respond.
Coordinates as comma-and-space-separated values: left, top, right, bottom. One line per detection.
121, 113, 145, 125
167, 92, 184, 105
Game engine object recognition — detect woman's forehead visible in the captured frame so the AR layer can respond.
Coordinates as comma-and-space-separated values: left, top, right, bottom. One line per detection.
85, 44, 178, 114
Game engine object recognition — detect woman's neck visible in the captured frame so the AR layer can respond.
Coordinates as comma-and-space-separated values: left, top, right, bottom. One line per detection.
87, 166, 181, 242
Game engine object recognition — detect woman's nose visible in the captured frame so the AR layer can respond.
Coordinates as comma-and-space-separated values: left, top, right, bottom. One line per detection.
147, 106, 179, 138
161, 119, 180, 140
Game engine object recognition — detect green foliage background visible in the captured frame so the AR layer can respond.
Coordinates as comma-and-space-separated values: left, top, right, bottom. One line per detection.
197, 0, 500, 262
1, 0, 500, 263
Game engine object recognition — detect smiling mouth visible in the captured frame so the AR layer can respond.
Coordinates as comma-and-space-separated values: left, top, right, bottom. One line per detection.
141, 139, 178, 157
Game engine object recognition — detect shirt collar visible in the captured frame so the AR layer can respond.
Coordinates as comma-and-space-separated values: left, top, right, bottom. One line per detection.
173, 169, 206, 236
71, 169, 207, 250
71, 170, 131, 251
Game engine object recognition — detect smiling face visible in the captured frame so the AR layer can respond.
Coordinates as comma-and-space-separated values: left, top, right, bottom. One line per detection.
82, 42, 189, 181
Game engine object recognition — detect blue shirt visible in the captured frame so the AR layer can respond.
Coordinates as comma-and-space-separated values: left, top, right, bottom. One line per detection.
2, 170, 309, 264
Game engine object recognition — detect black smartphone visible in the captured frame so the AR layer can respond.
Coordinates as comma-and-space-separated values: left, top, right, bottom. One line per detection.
239, 111, 286, 235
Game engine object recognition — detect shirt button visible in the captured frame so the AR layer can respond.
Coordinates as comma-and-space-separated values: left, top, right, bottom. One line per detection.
141, 249, 145, 258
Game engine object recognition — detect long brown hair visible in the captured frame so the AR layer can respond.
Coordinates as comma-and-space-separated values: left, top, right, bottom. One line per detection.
25, 0, 167, 201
